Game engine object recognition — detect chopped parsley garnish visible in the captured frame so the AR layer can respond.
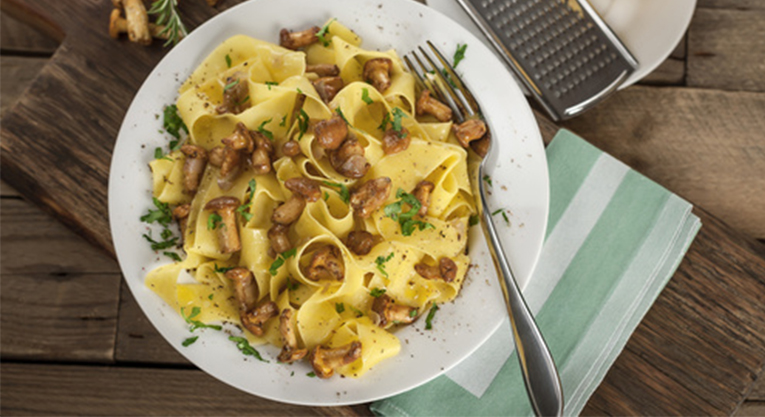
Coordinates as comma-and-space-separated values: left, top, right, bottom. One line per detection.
140, 198, 181, 260
236, 95, 250, 106
375, 252, 394, 278
181, 306, 222, 332
163, 251, 182, 262
163, 104, 188, 139
225, 54, 232, 68
154, 147, 173, 161
297, 87, 303, 94
323, 191, 330, 201
306, 371, 317, 378
383, 188, 435, 237
208, 294, 214, 300
316, 18, 336, 47
335, 107, 350, 125
425, 302, 439, 330
265, 81, 278, 90
286, 278, 300, 291
379, 108, 408, 138
279, 114, 287, 127
207, 212, 223, 230
361, 88, 374, 105
236, 179, 257, 221
223, 79, 239, 92
141, 197, 173, 227
141, 230, 176, 250
214, 264, 234, 274
257, 118, 274, 140
370, 287, 387, 298
296, 109, 309, 141
409, 309, 418, 318
229, 336, 269, 362
453, 43, 468, 69
349, 305, 364, 318
321, 181, 350, 204
182, 336, 199, 347
377, 112, 390, 132
469, 214, 480, 227
492, 208, 510, 225
269, 247, 297, 276
335, 303, 345, 314
482, 175, 493, 187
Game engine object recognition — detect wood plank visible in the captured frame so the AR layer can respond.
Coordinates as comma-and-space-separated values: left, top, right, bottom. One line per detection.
698, 0, 765, 9
1, 180, 21, 197
116, 280, 190, 365
0, 12, 59, 54
638, 36, 686, 86
562, 85, 765, 239
583, 208, 765, 415
0, 198, 121, 362
735, 402, 765, 417
751, 372, 765, 400
688, 8, 765, 92
0, 56, 48, 117
0, 363, 371, 416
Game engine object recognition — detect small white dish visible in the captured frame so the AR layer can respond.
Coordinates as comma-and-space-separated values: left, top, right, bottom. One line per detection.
427, 0, 697, 88
108, 0, 549, 405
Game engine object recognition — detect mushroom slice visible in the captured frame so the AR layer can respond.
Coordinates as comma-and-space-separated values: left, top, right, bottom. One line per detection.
180, 145, 208, 195
282, 140, 301, 157
267, 223, 292, 255
309, 341, 362, 379
328, 135, 370, 179
225, 267, 259, 313
416, 90, 453, 122
204, 196, 242, 253
313, 76, 345, 103
216, 73, 250, 115
277, 309, 308, 363
382, 127, 411, 155
415, 257, 457, 283
279, 26, 320, 50
346, 231, 375, 256
363, 58, 393, 93
221, 122, 254, 152
305, 245, 345, 281
372, 294, 417, 327
172, 203, 190, 240
453, 119, 487, 148
306, 63, 340, 77
349, 177, 392, 218
241, 301, 278, 336
412, 180, 435, 217
285, 177, 321, 202
271, 195, 306, 225
314, 114, 348, 150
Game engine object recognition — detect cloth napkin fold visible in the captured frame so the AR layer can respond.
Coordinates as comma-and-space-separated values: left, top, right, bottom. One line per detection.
371, 129, 701, 416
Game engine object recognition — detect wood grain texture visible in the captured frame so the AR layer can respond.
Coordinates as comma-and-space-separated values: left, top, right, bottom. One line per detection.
1, 198, 122, 362
0, 363, 371, 416
582, 208, 765, 415
0, 56, 48, 117
735, 402, 765, 417
698, 0, 765, 9
0, 12, 58, 54
752, 373, 765, 400
1, 180, 22, 197
562, 85, 765, 239
688, 8, 765, 92
638, 36, 686, 86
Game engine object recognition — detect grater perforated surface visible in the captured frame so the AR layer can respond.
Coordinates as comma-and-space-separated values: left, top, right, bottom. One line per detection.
457, 0, 638, 120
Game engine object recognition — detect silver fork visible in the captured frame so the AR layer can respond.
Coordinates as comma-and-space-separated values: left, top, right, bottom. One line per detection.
405, 41, 564, 417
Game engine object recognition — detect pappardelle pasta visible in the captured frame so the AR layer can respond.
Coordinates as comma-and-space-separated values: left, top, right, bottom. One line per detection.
144, 20, 486, 379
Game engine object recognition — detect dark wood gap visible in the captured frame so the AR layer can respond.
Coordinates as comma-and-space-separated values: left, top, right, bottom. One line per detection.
0, 48, 55, 57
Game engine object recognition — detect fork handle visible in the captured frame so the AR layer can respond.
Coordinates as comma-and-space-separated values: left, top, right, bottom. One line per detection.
480, 186, 564, 417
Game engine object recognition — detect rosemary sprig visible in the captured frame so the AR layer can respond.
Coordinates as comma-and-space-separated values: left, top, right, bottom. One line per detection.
148, 0, 188, 47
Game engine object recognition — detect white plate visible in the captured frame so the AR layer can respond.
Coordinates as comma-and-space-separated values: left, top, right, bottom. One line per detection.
108, 0, 548, 406
427, 0, 697, 88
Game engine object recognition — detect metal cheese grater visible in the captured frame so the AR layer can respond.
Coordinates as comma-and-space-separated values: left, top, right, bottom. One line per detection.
456, 0, 638, 121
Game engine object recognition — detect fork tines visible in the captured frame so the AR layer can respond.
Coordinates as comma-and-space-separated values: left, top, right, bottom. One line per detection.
405, 41, 482, 124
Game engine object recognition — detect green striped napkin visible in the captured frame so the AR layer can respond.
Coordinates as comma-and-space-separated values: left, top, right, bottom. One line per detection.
371, 129, 701, 416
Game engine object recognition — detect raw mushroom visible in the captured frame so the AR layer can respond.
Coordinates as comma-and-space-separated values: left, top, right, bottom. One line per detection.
285, 177, 321, 202
172, 204, 190, 240
279, 26, 320, 50
416, 90, 453, 122
277, 309, 308, 363
415, 257, 457, 283
241, 300, 279, 336
412, 180, 435, 217
382, 127, 411, 155
304, 245, 345, 281
306, 63, 340, 77
314, 114, 348, 150
309, 341, 362, 379
225, 267, 259, 313
453, 119, 487, 148
216, 73, 250, 115
271, 195, 306, 225
109, 9, 173, 43
363, 58, 393, 93
346, 231, 375, 256
349, 177, 392, 218
110, 0, 151, 45
313, 76, 345, 103
204, 196, 242, 253
180, 145, 208, 195
328, 134, 370, 179
267, 223, 292, 255
372, 294, 417, 327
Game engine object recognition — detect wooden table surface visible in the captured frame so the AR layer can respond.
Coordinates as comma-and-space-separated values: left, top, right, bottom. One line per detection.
2, 0, 765, 415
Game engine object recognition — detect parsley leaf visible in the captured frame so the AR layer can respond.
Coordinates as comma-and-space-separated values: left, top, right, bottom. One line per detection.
181, 306, 223, 332
225, 54, 232, 68
214, 264, 234, 274
236, 179, 256, 221
409, 309, 418, 318
321, 181, 350, 204
375, 252, 394, 278
377, 112, 391, 132
142, 232, 178, 250
425, 302, 439, 330
182, 336, 199, 347
469, 214, 480, 227
229, 336, 269, 362
279, 115, 287, 127
335, 107, 350, 125
223, 79, 240, 92
236, 95, 250, 106
361, 88, 373, 105
453, 43, 468, 69
164, 251, 182, 262
370, 287, 387, 298
207, 212, 223, 230
163, 104, 188, 139
265, 81, 278, 90
335, 303, 345, 314
257, 118, 274, 140
316, 18, 336, 47
306, 371, 317, 378
140, 197, 173, 227
269, 247, 297, 276
482, 175, 493, 187
296, 109, 309, 141
384, 188, 435, 236
154, 147, 173, 161
492, 208, 510, 225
